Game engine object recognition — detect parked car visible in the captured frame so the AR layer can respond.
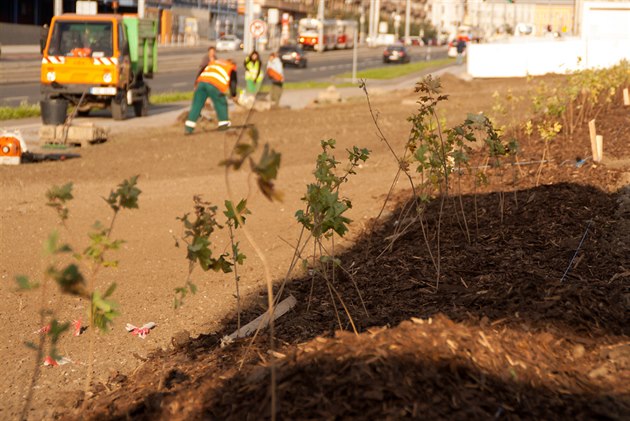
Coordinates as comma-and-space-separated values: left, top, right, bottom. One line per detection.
383, 44, 410, 64
278, 44, 307, 68
371, 33, 397, 46
400, 36, 424, 46
216, 35, 243, 52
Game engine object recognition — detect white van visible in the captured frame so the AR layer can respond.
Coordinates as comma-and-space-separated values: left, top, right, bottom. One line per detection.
371, 33, 396, 46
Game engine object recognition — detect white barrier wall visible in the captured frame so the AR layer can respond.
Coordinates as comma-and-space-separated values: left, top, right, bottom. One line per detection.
582, 1, 630, 69
467, 1, 630, 78
467, 39, 586, 78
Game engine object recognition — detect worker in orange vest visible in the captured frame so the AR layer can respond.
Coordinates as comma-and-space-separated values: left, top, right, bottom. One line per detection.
185, 58, 237, 133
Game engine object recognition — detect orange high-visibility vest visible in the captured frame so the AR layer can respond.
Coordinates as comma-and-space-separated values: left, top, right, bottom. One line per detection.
197, 60, 236, 93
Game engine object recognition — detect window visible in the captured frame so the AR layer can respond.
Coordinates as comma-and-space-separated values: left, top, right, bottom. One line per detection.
47, 21, 113, 57
118, 22, 129, 56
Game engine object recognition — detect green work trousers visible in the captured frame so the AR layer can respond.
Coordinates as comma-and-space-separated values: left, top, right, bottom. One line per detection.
245, 78, 262, 94
186, 82, 228, 132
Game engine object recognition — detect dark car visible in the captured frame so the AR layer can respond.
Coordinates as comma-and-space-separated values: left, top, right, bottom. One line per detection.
278, 45, 307, 68
383, 44, 410, 64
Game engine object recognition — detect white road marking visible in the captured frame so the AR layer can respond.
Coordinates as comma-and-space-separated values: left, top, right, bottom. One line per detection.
171, 82, 188, 87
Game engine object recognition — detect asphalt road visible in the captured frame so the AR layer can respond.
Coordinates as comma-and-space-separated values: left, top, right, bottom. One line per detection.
0, 45, 446, 107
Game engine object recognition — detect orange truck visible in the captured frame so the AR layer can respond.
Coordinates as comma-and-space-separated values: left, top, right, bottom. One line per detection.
41, 12, 157, 121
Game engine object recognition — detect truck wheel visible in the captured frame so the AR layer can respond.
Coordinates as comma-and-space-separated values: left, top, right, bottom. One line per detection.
77, 109, 90, 117
111, 94, 127, 121
133, 94, 149, 117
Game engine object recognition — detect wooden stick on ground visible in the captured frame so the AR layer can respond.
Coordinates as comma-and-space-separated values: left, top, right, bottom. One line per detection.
588, 119, 598, 161
595, 135, 603, 163
225, 295, 297, 342
623, 88, 629, 106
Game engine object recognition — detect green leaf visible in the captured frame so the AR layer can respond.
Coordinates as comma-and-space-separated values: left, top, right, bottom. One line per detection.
254, 144, 282, 201
44, 231, 60, 255
102, 260, 119, 268
188, 281, 198, 295
234, 243, 246, 265
321, 139, 336, 150
295, 209, 313, 231
103, 282, 117, 298
173, 281, 199, 309
117, 175, 141, 209
224, 199, 251, 228
91, 291, 119, 332
46, 183, 74, 222
211, 255, 233, 273
15, 275, 39, 290
46, 182, 74, 202
104, 176, 142, 212
255, 145, 281, 181
92, 291, 110, 312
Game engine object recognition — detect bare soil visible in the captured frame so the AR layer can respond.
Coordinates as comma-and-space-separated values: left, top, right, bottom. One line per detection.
1, 73, 628, 420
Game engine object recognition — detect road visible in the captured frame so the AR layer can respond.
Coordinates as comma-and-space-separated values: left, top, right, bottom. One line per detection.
0, 45, 446, 107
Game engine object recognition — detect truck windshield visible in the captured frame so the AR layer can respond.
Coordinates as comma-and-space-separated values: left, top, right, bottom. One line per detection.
47, 21, 114, 57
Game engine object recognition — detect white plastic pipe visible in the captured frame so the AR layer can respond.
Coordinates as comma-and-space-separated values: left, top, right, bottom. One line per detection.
352, 25, 358, 83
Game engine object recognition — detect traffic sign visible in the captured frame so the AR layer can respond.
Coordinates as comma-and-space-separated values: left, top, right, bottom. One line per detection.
249, 19, 267, 39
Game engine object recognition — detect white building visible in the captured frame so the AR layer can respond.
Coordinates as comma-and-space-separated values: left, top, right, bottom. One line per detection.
428, 0, 578, 41
426, 0, 466, 40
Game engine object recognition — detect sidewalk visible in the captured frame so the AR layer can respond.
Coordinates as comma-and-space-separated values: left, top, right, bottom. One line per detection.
1, 45, 41, 55
277, 62, 467, 109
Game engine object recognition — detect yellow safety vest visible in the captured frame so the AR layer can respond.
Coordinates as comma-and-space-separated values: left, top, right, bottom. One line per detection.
245, 59, 263, 82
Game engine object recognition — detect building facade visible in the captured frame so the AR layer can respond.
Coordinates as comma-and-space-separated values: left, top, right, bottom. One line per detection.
2, 0, 427, 45
427, 0, 578, 40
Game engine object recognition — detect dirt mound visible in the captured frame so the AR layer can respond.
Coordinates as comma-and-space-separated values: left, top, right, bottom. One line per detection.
204, 315, 629, 420
276, 183, 628, 337
75, 181, 630, 420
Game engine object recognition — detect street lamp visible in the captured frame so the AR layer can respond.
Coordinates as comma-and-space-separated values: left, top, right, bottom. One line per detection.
54, 0, 62, 16
404, 0, 411, 45
318, 0, 325, 53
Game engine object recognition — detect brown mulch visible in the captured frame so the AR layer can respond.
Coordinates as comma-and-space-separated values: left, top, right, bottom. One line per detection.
72, 179, 630, 421
202, 316, 629, 420
63, 84, 630, 421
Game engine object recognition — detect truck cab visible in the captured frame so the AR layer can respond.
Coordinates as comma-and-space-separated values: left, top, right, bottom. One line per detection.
41, 13, 156, 121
